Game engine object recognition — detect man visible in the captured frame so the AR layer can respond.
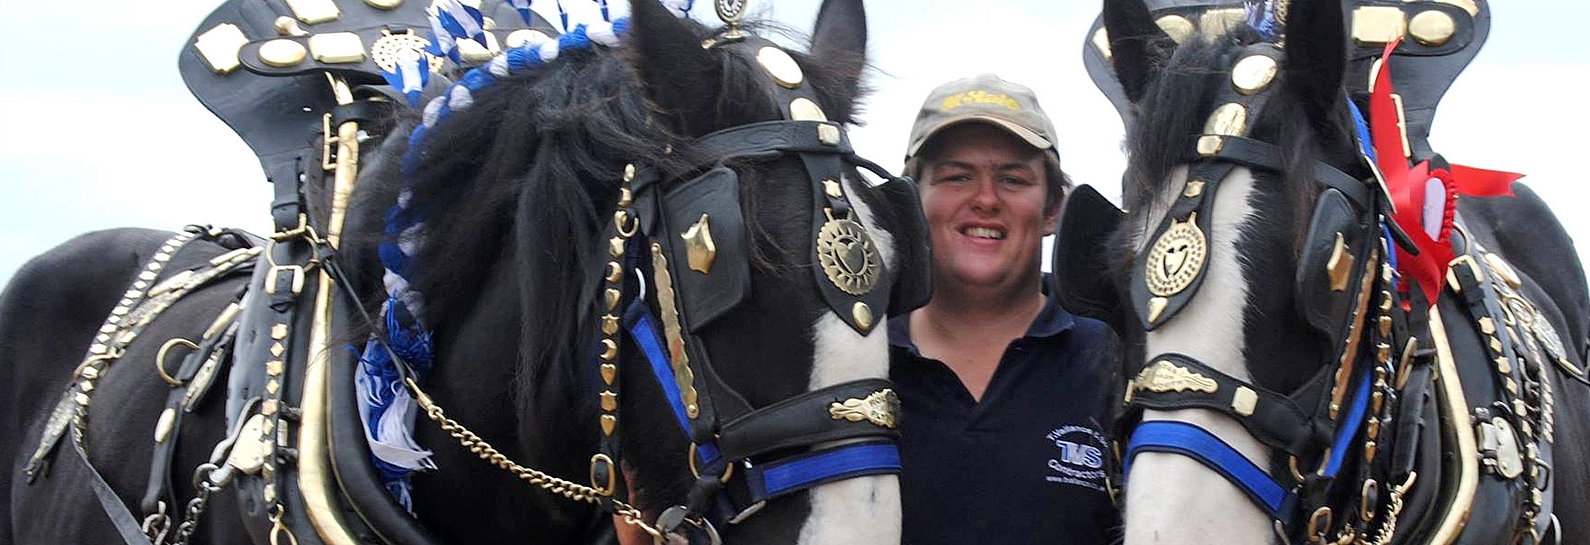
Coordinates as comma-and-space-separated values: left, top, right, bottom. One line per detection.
891, 74, 1119, 544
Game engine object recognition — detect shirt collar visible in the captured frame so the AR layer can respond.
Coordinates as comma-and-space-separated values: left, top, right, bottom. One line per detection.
888, 275, 1076, 353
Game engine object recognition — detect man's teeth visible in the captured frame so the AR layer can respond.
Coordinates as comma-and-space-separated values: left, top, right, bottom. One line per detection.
965, 227, 1005, 240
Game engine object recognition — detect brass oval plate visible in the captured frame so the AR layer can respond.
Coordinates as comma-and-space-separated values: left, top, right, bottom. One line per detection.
790, 97, 828, 122
1230, 54, 1278, 94
1205, 102, 1248, 137
757, 46, 804, 89
259, 39, 308, 68
1409, 10, 1456, 46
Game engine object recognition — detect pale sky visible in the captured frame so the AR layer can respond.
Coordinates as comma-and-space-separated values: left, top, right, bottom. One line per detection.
2, 0, 1586, 289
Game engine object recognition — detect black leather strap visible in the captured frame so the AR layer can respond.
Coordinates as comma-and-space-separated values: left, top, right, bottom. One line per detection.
716, 379, 899, 461
1210, 137, 1374, 211
141, 311, 243, 514
69, 438, 148, 545
676, 120, 853, 173
1127, 354, 1321, 457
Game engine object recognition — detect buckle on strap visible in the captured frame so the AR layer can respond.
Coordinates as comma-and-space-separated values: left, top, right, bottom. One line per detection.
1125, 421, 1296, 520
265, 265, 306, 296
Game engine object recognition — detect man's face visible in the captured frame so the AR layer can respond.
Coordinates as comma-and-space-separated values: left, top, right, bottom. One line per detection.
918, 123, 1057, 292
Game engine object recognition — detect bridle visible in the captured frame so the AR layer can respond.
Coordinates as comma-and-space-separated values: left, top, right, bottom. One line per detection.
1109, 41, 1420, 544
397, 35, 929, 544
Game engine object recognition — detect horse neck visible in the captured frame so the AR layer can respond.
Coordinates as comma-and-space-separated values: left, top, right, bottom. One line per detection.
1125, 166, 1277, 545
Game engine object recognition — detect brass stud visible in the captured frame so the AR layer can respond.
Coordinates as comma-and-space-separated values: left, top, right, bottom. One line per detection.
267, 360, 285, 376
1409, 10, 1456, 46
756, 46, 804, 89
1147, 297, 1169, 323
194, 23, 249, 74
609, 236, 626, 258
600, 363, 617, 385
259, 39, 307, 68
1230, 54, 1279, 94
1197, 135, 1224, 157
1326, 233, 1355, 292
1352, 7, 1408, 45
308, 32, 366, 63
75, 392, 91, 406
605, 288, 622, 311
1205, 103, 1248, 137
618, 187, 634, 208
1232, 386, 1258, 417
823, 179, 845, 200
600, 339, 618, 361
790, 98, 828, 122
605, 262, 624, 284
602, 314, 619, 336
601, 414, 617, 435
1490, 338, 1504, 353
263, 484, 276, 503
1364, 441, 1378, 462
155, 409, 177, 442
79, 381, 94, 393
1155, 15, 1194, 44
274, 16, 309, 37
262, 399, 279, 415
270, 342, 285, 358
680, 214, 717, 274
1182, 180, 1205, 198
1091, 27, 1112, 60
853, 302, 874, 332
81, 366, 101, 379
285, 0, 341, 24
600, 391, 618, 412
265, 379, 280, 394
1368, 417, 1381, 439
272, 323, 289, 339
1495, 356, 1512, 374
1376, 342, 1391, 363
818, 123, 841, 146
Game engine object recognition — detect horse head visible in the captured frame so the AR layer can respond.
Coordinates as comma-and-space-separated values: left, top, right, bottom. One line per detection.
351, 0, 928, 542
1056, 0, 1390, 543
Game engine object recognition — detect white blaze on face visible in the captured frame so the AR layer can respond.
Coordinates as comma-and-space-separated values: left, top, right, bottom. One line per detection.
795, 174, 902, 545
1124, 167, 1276, 545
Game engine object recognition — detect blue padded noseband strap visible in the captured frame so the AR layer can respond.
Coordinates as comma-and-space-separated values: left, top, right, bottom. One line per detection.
1126, 420, 1297, 520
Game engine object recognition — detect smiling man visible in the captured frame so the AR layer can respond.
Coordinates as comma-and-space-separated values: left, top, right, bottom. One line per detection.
890, 74, 1120, 545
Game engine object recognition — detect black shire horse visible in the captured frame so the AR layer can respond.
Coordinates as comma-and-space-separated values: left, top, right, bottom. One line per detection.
0, 0, 929, 543
1054, 1, 1588, 544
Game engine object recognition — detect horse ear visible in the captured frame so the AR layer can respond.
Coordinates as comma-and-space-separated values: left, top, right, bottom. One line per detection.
627, 0, 722, 135
1283, 0, 1348, 126
809, 0, 868, 108
1102, 0, 1173, 104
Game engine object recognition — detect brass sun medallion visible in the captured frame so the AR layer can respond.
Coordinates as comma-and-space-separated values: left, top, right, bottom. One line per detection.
370, 30, 442, 74
817, 214, 882, 296
1145, 213, 1207, 297
715, 0, 748, 24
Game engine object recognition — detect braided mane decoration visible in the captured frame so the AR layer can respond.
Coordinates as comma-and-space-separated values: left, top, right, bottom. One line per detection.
356, 14, 638, 509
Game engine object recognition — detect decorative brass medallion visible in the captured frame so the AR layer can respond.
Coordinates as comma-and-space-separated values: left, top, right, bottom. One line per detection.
1145, 213, 1207, 297
714, 0, 748, 24
790, 97, 828, 122
681, 213, 717, 274
852, 302, 874, 332
829, 389, 900, 429
817, 214, 883, 296
371, 30, 442, 74
1134, 360, 1218, 394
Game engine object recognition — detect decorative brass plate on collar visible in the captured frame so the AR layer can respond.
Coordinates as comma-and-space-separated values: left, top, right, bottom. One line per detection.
1409, 10, 1457, 46
1352, 6, 1408, 45
259, 39, 308, 68
308, 32, 366, 64
194, 23, 249, 74
286, 0, 340, 24
1134, 360, 1218, 394
1145, 213, 1207, 297
371, 30, 441, 74
817, 212, 883, 296
681, 214, 717, 274
829, 389, 900, 429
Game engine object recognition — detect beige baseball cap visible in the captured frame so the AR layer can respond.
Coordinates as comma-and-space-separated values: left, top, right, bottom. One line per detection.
905, 73, 1058, 159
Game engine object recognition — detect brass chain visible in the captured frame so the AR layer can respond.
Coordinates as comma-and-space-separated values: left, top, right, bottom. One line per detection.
407, 379, 664, 541
1367, 472, 1416, 545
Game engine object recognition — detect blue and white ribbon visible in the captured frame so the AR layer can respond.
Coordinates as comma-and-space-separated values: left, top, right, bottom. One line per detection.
363, 14, 636, 509
1244, 0, 1284, 42
381, 47, 431, 107
425, 7, 461, 62
507, 0, 535, 25
436, 0, 490, 47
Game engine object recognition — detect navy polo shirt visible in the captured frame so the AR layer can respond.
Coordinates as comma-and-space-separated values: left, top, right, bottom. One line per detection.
889, 290, 1120, 545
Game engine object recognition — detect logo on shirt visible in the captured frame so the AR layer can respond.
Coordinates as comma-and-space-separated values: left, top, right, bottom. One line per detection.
1045, 425, 1108, 492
